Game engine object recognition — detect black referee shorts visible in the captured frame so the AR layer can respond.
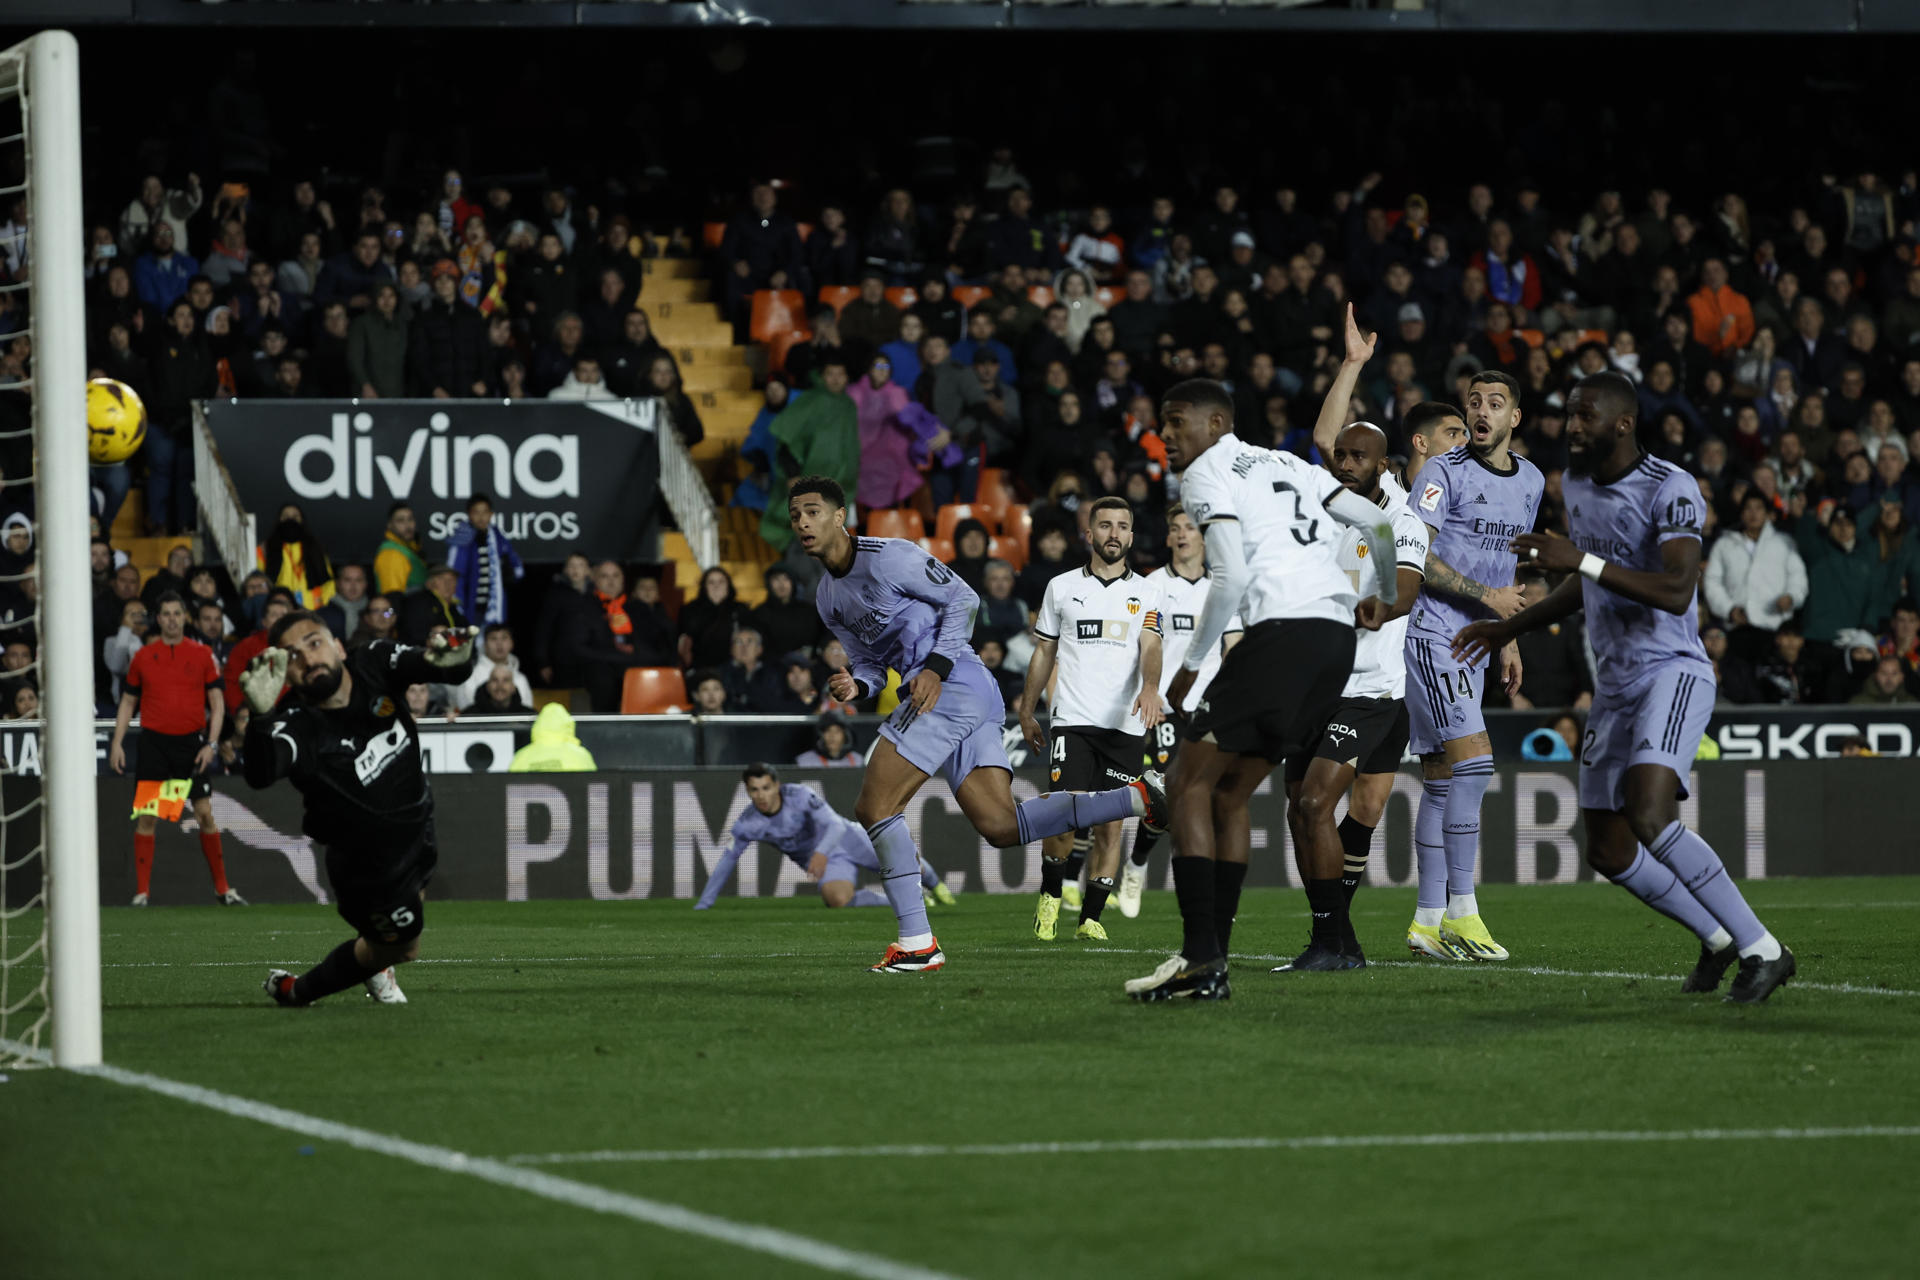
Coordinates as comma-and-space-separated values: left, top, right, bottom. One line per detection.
1186, 619, 1355, 764
134, 729, 212, 802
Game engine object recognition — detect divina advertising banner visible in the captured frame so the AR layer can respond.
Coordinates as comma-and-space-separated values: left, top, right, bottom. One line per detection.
199, 399, 664, 560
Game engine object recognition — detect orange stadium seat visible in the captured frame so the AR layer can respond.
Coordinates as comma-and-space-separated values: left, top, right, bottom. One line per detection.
797, 222, 814, 242
917, 536, 956, 563
702, 222, 726, 250
621, 667, 691, 715
885, 286, 918, 310
1026, 285, 1055, 307
989, 534, 1026, 571
750, 289, 809, 344
1516, 328, 1545, 348
1002, 503, 1032, 546
951, 285, 992, 310
935, 503, 998, 542
817, 286, 859, 317
865, 509, 925, 540
974, 468, 1015, 522
1095, 286, 1123, 309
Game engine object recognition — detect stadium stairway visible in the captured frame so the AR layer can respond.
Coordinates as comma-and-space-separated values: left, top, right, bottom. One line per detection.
644, 253, 772, 607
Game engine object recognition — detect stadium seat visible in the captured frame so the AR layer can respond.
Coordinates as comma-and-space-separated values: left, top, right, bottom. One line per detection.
1516, 328, 1545, 348
1095, 286, 1122, 309
621, 667, 692, 715
974, 468, 1016, 523
749, 289, 809, 344
989, 534, 1026, 571
1577, 328, 1610, 346
1003, 502, 1032, 546
796, 222, 814, 242
951, 285, 992, 310
768, 331, 809, 374
935, 502, 997, 542
917, 535, 955, 563
865, 508, 925, 540
817, 285, 859, 317
1026, 285, 1055, 307
702, 222, 725, 251
885, 286, 918, 310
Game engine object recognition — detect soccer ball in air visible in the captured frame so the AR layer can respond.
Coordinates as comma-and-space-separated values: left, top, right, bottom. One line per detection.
87, 377, 147, 464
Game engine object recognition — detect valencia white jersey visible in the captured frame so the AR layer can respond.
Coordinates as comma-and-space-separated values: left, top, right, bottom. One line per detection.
1148, 565, 1242, 714
1333, 471, 1429, 699
1033, 566, 1162, 733
1178, 432, 1357, 628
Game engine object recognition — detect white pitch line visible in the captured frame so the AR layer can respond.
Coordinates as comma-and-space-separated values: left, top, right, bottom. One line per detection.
504, 1125, 1920, 1167
0, 1037, 956, 1280
95, 948, 1920, 998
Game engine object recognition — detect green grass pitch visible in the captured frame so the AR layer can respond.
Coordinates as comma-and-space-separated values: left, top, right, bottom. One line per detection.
5, 878, 1919, 1278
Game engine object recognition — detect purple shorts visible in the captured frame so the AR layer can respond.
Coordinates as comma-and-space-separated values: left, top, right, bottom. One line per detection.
1404, 627, 1490, 757
1578, 664, 1713, 812
879, 661, 1011, 788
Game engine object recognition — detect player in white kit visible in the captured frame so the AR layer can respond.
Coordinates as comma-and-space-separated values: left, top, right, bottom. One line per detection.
1020, 497, 1165, 942
1113, 504, 1242, 919
1127, 379, 1400, 1000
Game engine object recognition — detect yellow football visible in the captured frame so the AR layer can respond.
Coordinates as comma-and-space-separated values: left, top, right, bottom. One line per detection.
87, 377, 148, 465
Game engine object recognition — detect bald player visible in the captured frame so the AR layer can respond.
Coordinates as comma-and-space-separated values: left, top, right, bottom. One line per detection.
1454, 372, 1794, 1003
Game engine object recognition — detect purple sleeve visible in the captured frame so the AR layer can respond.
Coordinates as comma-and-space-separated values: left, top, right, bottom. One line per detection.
1655, 469, 1705, 544
694, 831, 750, 909
823, 597, 889, 698
891, 542, 979, 679
1408, 458, 1452, 527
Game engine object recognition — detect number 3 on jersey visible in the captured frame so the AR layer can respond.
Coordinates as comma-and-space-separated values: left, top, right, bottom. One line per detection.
1271, 481, 1319, 546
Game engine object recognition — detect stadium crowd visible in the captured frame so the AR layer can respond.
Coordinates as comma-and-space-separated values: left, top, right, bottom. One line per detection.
2, 141, 1915, 743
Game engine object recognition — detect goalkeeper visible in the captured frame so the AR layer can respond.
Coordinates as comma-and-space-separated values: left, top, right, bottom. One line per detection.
240, 611, 477, 1007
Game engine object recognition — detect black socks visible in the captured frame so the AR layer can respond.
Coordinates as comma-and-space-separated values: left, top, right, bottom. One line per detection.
293, 937, 382, 1005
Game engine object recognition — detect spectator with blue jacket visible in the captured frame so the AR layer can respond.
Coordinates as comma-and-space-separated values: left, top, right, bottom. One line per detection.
134, 222, 199, 312
446, 494, 525, 627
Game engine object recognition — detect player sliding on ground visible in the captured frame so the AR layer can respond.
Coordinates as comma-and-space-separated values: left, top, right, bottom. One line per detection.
243, 613, 479, 1007
1453, 372, 1795, 1004
694, 764, 954, 911
789, 476, 1169, 973
1020, 496, 1165, 943
1128, 379, 1399, 1000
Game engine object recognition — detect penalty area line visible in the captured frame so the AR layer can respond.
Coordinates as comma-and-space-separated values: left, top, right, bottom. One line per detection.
503, 1125, 1920, 1167
0, 1037, 956, 1280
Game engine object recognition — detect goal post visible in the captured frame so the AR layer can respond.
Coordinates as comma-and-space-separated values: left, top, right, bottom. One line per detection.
2, 30, 99, 1068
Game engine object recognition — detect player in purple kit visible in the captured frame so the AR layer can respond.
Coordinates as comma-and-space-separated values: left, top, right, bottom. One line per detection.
694, 765, 950, 912
788, 476, 1169, 973
1401, 370, 1539, 963
1455, 372, 1795, 1003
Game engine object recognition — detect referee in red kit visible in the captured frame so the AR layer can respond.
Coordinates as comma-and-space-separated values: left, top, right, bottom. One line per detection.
109, 590, 244, 906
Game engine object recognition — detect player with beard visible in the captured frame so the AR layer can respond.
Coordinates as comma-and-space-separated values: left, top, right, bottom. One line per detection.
1277, 416, 1430, 967
1126, 380, 1399, 1001
789, 476, 1168, 973
1020, 497, 1165, 942
244, 613, 478, 1006
1454, 372, 1795, 1003
1400, 370, 1539, 963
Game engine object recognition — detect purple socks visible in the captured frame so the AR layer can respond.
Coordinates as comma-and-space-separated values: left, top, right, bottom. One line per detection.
1414, 777, 1450, 914
1647, 820, 1764, 950
1015, 785, 1135, 846
1607, 847, 1727, 946
1442, 755, 1494, 898
868, 815, 932, 945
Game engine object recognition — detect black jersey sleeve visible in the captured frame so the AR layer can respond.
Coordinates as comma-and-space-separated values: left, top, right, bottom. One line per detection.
243, 707, 311, 789
363, 638, 477, 690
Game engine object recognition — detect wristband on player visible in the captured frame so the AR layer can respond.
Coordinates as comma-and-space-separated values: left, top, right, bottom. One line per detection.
1579, 553, 1607, 582
922, 654, 954, 681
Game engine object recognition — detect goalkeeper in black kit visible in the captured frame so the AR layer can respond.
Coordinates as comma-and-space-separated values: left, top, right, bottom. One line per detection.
242, 610, 478, 1008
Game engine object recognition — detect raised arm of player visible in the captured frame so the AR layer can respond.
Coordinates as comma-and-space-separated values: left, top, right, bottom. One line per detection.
368, 630, 481, 689
1312, 303, 1377, 459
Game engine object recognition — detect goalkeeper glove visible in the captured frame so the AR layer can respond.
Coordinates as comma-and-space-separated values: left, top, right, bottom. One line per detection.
241, 648, 289, 715
425, 625, 481, 669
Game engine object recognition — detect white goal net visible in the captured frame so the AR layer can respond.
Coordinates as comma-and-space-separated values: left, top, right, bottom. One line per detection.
0, 31, 100, 1069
